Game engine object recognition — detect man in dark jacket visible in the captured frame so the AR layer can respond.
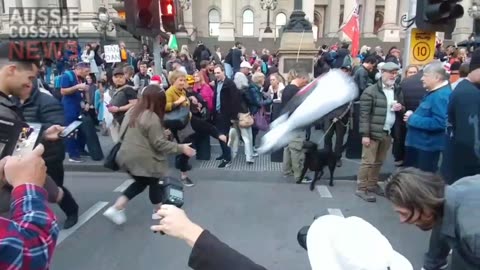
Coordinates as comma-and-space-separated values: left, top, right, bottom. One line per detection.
231, 42, 243, 74
0, 42, 67, 215
213, 65, 240, 168
442, 48, 480, 184
14, 81, 79, 229
357, 62, 405, 203
353, 56, 377, 96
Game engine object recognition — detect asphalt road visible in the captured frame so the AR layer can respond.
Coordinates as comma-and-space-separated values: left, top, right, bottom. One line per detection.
50, 170, 431, 270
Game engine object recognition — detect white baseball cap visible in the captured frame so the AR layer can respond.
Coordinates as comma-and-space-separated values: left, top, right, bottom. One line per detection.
307, 215, 413, 270
240, 61, 252, 69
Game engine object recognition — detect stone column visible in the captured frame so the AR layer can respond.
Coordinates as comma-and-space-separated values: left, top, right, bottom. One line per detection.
326, 0, 340, 37
340, 0, 356, 40
377, 0, 400, 42
363, 0, 376, 37
303, 0, 314, 24
218, 0, 235, 41
452, 0, 473, 43
183, 2, 194, 34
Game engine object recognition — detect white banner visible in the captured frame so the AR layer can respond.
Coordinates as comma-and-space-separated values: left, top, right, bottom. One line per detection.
104, 45, 121, 63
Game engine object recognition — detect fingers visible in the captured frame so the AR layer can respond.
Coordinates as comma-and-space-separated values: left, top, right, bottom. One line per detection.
150, 225, 165, 232
32, 144, 45, 157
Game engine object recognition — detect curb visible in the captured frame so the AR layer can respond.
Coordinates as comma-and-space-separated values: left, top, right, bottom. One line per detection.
63, 163, 392, 182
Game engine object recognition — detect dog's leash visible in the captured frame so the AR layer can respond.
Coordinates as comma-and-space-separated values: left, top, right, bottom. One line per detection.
318, 118, 351, 142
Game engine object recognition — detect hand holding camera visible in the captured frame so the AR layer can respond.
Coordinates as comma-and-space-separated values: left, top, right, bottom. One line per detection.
150, 205, 204, 247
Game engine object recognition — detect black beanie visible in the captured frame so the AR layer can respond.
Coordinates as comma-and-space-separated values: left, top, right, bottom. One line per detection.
469, 48, 480, 72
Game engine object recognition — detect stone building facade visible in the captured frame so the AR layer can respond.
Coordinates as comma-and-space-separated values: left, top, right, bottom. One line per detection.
0, 0, 475, 47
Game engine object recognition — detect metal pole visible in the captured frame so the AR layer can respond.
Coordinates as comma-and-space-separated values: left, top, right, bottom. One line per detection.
403, 0, 417, 67
153, 35, 163, 76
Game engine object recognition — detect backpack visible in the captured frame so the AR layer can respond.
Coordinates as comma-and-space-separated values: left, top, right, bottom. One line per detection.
201, 49, 210, 61
343, 54, 353, 67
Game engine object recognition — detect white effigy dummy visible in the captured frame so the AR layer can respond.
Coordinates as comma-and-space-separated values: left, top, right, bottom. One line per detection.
307, 215, 413, 270
257, 70, 358, 154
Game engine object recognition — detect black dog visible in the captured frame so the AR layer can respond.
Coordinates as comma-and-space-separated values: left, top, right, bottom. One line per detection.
297, 141, 337, 190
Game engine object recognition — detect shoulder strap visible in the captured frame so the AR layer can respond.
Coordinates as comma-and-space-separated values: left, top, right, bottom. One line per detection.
66, 71, 76, 84
120, 125, 128, 141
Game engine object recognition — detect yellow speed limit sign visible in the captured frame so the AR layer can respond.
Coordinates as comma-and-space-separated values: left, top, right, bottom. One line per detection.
409, 28, 436, 66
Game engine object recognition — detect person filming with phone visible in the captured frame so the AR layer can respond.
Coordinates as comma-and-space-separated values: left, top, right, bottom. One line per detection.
0, 42, 70, 217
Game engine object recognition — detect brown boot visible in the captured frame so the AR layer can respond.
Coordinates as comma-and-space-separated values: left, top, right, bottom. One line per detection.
355, 189, 376, 202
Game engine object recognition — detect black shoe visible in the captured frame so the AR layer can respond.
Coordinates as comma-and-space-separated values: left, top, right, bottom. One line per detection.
58, 187, 79, 229
215, 156, 224, 161
64, 215, 78, 229
181, 177, 195, 187
218, 160, 232, 168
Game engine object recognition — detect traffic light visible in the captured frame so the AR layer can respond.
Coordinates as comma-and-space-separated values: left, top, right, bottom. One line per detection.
124, 0, 161, 37
160, 0, 177, 33
416, 0, 464, 33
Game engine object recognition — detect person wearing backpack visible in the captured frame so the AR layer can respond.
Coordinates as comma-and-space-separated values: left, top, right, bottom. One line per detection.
60, 63, 90, 162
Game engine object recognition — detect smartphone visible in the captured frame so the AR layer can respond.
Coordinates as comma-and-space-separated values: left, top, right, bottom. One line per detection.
12, 123, 42, 157
59, 121, 82, 138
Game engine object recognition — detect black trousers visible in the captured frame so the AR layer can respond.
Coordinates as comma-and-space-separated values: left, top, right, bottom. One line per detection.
47, 161, 79, 216
324, 117, 348, 160
123, 175, 163, 205
392, 118, 406, 162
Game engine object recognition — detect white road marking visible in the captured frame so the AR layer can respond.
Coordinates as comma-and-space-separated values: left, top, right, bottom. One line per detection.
56, 201, 109, 246
316, 185, 332, 198
113, 179, 134, 192
327, 208, 345, 217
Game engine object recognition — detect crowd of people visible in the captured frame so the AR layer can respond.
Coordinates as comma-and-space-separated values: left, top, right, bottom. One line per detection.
0, 36, 480, 270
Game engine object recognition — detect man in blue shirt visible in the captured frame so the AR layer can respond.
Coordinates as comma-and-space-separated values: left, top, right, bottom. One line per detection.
60, 62, 90, 162
403, 61, 451, 173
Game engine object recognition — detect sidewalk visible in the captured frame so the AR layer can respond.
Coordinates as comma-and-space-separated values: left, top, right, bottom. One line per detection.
64, 130, 396, 181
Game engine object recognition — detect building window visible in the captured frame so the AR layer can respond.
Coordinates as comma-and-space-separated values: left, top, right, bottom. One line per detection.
208, 9, 220, 36
275, 12, 287, 37
242, 9, 254, 36
374, 9, 384, 34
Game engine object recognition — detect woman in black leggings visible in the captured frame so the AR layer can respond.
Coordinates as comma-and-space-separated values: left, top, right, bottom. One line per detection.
103, 85, 196, 225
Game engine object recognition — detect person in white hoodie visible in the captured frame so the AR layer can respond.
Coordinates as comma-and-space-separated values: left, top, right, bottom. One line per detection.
151, 205, 413, 270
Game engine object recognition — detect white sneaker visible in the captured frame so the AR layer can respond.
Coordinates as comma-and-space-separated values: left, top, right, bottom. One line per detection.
103, 206, 126, 225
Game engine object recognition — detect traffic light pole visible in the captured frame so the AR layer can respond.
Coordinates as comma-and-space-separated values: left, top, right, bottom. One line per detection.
153, 35, 164, 77
403, 0, 417, 67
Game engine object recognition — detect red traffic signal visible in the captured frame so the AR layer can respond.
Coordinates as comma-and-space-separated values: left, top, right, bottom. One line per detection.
161, 0, 175, 16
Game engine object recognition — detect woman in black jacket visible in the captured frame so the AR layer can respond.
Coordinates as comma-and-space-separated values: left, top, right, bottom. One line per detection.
14, 81, 79, 229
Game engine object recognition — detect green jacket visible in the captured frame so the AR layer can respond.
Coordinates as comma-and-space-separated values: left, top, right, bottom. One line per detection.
359, 80, 404, 140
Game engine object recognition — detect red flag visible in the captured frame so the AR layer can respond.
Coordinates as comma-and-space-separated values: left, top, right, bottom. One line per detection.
342, 4, 360, 57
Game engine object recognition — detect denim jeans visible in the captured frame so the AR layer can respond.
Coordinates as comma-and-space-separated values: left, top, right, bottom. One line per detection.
64, 111, 85, 159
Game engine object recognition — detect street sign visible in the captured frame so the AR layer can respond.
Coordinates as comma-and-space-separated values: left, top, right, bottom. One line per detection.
104, 45, 121, 63
409, 28, 436, 66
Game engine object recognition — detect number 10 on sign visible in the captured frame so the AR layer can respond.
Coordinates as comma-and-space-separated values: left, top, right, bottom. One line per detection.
409, 28, 436, 66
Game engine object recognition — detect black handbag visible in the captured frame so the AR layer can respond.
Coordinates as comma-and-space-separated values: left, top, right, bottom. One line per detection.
103, 127, 128, 171
164, 106, 190, 130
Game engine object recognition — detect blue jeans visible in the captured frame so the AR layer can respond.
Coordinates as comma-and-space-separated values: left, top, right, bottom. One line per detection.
45, 66, 52, 85
404, 146, 441, 173
423, 222, 451, 270
64, 110, 85, 159
224, 63, 233, 79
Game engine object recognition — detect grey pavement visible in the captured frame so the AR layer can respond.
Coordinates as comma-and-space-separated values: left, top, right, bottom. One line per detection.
50, 171, 430, 270
64, 129, 396, 181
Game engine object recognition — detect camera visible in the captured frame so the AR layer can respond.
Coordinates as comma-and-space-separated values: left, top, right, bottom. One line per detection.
297, 215, 322, 251
159, 177, 184, 208
154, 177, 184, 235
